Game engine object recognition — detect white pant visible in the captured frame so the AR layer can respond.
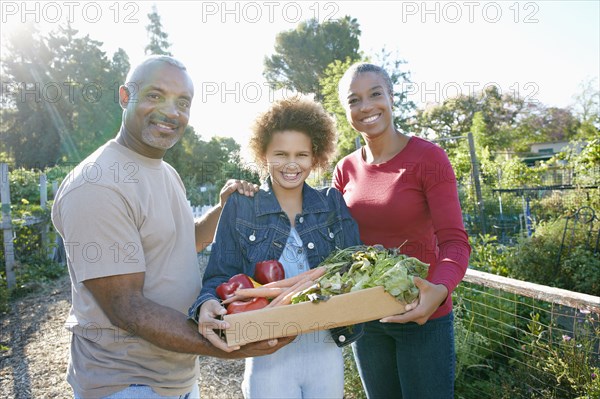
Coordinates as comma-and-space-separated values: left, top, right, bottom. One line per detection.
242, 330, 344, 399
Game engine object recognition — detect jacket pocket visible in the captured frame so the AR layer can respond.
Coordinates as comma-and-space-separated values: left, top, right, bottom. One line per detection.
236, 221, 271, 265
315, 221, 344, 257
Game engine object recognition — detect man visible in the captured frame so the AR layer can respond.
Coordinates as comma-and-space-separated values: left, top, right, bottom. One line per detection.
52, 56, 290, 398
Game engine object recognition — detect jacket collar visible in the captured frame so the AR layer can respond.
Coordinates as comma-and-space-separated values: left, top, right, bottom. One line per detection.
255, 177, 330, 217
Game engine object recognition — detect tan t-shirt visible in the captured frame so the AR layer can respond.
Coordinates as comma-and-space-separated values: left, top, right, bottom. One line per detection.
52, 140, 201, 397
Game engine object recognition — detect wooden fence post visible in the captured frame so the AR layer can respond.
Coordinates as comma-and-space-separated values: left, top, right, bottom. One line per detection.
1, 163, 16, 289
468, 132, 486, 235
40, 173, 51, 259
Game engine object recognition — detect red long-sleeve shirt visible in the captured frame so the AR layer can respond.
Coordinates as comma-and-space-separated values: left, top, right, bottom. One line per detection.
333, 136, 471, 319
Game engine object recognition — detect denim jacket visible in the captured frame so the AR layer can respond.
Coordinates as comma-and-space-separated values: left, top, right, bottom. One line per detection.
189, 179, 363, 347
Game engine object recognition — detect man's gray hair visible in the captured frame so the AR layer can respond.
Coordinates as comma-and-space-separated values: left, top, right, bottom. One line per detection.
125, 55, 187, 85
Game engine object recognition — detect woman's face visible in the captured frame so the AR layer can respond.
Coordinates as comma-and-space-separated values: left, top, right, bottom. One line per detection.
342, 71, 395, 138
264, 130, 314, 194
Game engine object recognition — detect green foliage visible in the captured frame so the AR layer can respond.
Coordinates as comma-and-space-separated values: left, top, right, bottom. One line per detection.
572, 139, 600, 186
453, 295, 500, 398
164, 132, 259, 205
320, 57, 363, 163
517, 312, 600, 398
412, 86, 525, 151
0, 166, 68, 311
453, 284, 528, 398
1, 22, 129, 167
497, 158, 544, 188
0, 280, 9, 314
561, 248, 600, 296
264, 16, 361, 101
8, 168, 45, 205
508, 218, 600, 296
145, 5, 172, 56
468, 234, 511, 276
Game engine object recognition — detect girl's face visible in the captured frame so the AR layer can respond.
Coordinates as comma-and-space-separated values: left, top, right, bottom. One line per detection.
264, 130, 314, 193
342, 71, 395, 138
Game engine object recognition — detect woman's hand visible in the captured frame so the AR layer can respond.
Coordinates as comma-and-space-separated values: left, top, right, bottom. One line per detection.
218, 179, 259, 208
380, 277, 448, 325
197, 299, 238, 352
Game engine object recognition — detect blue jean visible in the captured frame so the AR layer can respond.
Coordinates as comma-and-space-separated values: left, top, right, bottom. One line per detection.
352, 312, 455, 399
75, 383, 200, 399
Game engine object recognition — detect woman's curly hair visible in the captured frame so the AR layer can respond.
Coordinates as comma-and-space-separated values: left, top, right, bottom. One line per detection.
249, 96, 337, 170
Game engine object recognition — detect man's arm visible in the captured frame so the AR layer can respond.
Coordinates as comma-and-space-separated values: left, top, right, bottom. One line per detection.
84, 272, 291, 358
195, 179, 258, 252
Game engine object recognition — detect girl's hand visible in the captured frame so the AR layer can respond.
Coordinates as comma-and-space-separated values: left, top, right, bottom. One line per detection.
380, 277, 448, 325
197, 299, 239, 352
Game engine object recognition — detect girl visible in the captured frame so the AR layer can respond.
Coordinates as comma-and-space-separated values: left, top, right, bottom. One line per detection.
189, 97, 362, 398
333, 62, 471, 399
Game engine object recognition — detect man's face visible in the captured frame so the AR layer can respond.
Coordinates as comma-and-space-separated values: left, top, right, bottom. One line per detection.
120, 62, 194, 158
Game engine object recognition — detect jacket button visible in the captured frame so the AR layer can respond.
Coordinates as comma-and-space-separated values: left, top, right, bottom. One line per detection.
338, 335, 346, 343
249, 234, 256, 242
307, 242, 315, 249
329, 232, 335, 239
299, 216, 304, 223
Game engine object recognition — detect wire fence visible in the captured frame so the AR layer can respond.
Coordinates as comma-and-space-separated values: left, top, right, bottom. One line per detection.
454, 269, 600, 399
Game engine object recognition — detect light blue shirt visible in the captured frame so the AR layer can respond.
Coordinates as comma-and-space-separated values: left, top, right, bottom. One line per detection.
278, 227, 310, 279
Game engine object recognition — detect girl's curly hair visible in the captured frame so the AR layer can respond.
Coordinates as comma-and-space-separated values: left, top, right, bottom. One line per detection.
249, 96, 337, 170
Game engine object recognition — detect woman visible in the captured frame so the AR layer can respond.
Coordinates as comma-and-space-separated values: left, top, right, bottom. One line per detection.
190, 97, 363, 398
333, 62, 471, 399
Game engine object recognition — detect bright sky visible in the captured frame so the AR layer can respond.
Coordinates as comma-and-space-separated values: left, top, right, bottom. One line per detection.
1, 1, 599, 160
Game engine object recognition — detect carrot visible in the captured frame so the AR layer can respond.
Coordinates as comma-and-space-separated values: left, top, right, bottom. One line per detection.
274, 280, 316, 306
267, 277, 312, 307
262, 267, 326, 289
232, 287, 285, 299
221, 294, 245, 305
309, 267, 326, 280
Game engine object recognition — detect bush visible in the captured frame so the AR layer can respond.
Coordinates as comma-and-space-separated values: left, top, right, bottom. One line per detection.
562, 248, 600, 296
0, 165, 70, 310
468, 234, 512, 276
514, 311, 600, 398
507, 217, 600, 295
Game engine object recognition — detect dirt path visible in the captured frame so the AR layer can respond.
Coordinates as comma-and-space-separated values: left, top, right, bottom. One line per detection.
0, 274, 245, 398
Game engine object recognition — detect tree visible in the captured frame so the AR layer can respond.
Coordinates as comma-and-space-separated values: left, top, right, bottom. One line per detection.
1, 23, 131, 168
320, 58, 360, 161
264, 16, 361, 101
1, 22, 68, 167
512, 105, 580, 152
571, 77, 600, 141
145, 5, 172, 56
164, 131, 259, 205
572, 77, 600, 125
411, 86, 526, 152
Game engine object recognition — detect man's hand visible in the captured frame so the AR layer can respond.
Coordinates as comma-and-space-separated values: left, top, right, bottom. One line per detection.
218, 179, 259, 208
379, 277, 448, 325
223, 336, 296, 359
198, 299, 296, 356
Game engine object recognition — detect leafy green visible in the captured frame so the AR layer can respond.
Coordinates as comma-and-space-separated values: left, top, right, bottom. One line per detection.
291, 245, 429, 304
